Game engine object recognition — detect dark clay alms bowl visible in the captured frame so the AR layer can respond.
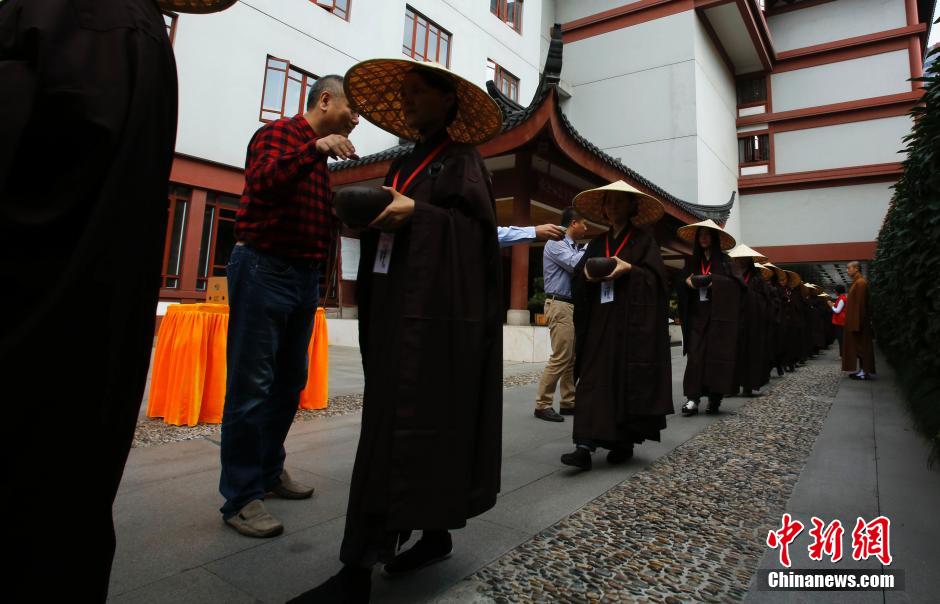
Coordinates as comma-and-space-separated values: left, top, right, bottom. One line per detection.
333, 186, 393, 228
586, 257, 617, 279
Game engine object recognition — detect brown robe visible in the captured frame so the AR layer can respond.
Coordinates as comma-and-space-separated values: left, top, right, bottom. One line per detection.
678, 254, 745, 399
341, 136, 503, 564
735, 269, 771, 392
571, 227, 673, 449
1, 1, 177, 598
842, 276, 876, 373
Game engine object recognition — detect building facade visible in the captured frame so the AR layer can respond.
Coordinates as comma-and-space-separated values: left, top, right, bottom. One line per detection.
158, 0, 934, 320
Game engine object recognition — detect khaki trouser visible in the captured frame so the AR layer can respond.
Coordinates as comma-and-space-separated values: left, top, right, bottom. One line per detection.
535, 299, 576, 410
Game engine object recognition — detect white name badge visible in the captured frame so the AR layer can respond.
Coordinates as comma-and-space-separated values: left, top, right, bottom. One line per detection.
699, 287, 708, 302
601, 280, 614, 304
373, 233, 395, 274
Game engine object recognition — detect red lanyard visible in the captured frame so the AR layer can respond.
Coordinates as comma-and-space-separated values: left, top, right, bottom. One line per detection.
700, 258, 712, 275
391, 139, 451, 195
606, 228, 632, 258
744, 273, 750, 284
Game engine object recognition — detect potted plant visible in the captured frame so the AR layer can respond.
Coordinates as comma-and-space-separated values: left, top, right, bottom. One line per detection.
529, 277, 548, 326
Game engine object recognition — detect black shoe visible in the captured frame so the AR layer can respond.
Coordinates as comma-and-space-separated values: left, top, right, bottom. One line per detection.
561, 447, 592, 470
288, 565, 371, 604
606, 446, 634, 464
559, 407, 576, 416
681, 400, 699, 416
534, 408, 565, 422
384, 531, 452, 576
705, 397, 722, 414
776, 366, 785, 377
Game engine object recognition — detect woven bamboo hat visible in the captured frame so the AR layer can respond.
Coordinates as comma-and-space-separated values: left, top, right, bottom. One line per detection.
763, 262, 787, 282
785, 271, 802, 288
343, 58, 503, 145
755, 263, 774, 280
677, 219, 736, 251
156, 0, 236, 13
572, 181, 665, 227
728, 243, 769, 262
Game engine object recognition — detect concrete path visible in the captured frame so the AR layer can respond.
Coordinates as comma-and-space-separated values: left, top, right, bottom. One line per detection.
110, 346, 939, 603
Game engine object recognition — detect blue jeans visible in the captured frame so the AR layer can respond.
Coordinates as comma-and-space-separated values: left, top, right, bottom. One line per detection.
219, 244, 320, 517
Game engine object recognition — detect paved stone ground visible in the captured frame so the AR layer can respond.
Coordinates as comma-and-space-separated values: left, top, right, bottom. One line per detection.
466, 355, 840, 603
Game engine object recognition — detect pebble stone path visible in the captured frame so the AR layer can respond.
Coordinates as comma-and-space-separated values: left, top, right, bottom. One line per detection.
469, 352, 841, 603
133, 371, 545, 448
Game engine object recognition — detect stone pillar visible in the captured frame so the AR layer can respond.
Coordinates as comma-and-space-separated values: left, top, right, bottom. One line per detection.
507, 151, 532, 326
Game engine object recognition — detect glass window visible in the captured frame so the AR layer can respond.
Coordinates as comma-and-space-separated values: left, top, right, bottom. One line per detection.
488, 59, 520, 103
738, 134, 770, 164
197, 193, 240, 290
260, 56, 318, 122
736, 76, 767, 105
314, 0, 349, 20
162, 185, 191, 289
403, 6, 451, 66
491, 0, 522, 33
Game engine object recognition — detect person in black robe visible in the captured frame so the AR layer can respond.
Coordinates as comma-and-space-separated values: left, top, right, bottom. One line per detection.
557, 182, 672, 470
731, 253, 771, 396
763, 263, 788, 377
290, 61, 503, 603
676, 221, 745, 416
0, 0, 232, 599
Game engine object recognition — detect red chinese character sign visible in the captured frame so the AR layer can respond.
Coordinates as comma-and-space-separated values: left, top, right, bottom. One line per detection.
852, 516, 892, 565
808, 517, 844, 563
767, 513, 805, 568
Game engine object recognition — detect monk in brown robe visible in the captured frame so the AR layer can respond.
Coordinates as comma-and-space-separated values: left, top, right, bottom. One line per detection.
842, 261, 876, 379
290, 62, 503, 603
559, 183, 673, 470
0, 0, 233, 598
677, 221, 745, 416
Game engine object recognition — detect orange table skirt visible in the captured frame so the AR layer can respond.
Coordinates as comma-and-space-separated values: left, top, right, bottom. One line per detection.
147, 304, 329, 426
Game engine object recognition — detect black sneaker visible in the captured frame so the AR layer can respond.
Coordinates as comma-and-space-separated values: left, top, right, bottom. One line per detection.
384, 532, 453, 576
534, 408, 565, 422
288, 565, 371, 604
606, 446, 634, 464
561, 447, 592, 470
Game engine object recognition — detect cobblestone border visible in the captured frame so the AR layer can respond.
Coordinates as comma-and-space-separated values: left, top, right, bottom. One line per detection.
470, 354, 841, 603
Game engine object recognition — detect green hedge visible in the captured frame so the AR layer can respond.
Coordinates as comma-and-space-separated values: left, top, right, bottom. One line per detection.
870, 43, 940, 465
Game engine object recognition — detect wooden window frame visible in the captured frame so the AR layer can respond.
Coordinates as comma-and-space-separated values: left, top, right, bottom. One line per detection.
488, 59, 520, 102
403, 6, 452, 67
196, 193, 240, 291
738, 132, 771, 165
490, 0, 523, 34
162, 186, 191, 289
163, 11, 178, 45
259, 56, 319, 123
313, 0, 350, 21
736, 73, 769, 107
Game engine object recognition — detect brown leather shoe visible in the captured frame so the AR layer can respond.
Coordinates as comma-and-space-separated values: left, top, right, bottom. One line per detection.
269, 470, 315, 500
224, 500, 283, 538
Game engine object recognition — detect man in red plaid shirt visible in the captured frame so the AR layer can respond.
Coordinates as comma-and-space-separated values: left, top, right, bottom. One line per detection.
220, 75, 359, 537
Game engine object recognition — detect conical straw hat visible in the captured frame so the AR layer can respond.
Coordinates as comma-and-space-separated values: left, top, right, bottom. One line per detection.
572, 180, 665, 227
728, 243, 768, 262
343, 58, 503, 145
785, 271, 802, 288
156, 0, 236, 13
763, 262, 787, 283
755, 263, 773, 280
677, 219, 736, 251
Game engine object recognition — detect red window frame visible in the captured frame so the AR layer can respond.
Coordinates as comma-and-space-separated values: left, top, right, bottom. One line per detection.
162, 186, 191, 289
402, 6, 452, 67
163, 11, 178, 45
196, 193, 240, 291
313, 0, 350, 21
487, 59, 520, 102
490, 0, 522, 33
738, 134, 770, 164
259, 56, 319, 123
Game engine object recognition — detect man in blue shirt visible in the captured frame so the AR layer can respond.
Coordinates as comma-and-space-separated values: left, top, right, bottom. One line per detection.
535, 208, 589, 421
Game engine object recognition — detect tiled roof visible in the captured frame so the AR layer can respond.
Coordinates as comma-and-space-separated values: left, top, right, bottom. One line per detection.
332, 25, 734, 222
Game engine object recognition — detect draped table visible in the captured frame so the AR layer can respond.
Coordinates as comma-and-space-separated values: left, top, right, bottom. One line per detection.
147, 304, 329, 426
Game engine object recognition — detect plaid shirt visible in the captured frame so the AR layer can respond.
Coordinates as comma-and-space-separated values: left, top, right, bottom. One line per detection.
235, 114, 333, 262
